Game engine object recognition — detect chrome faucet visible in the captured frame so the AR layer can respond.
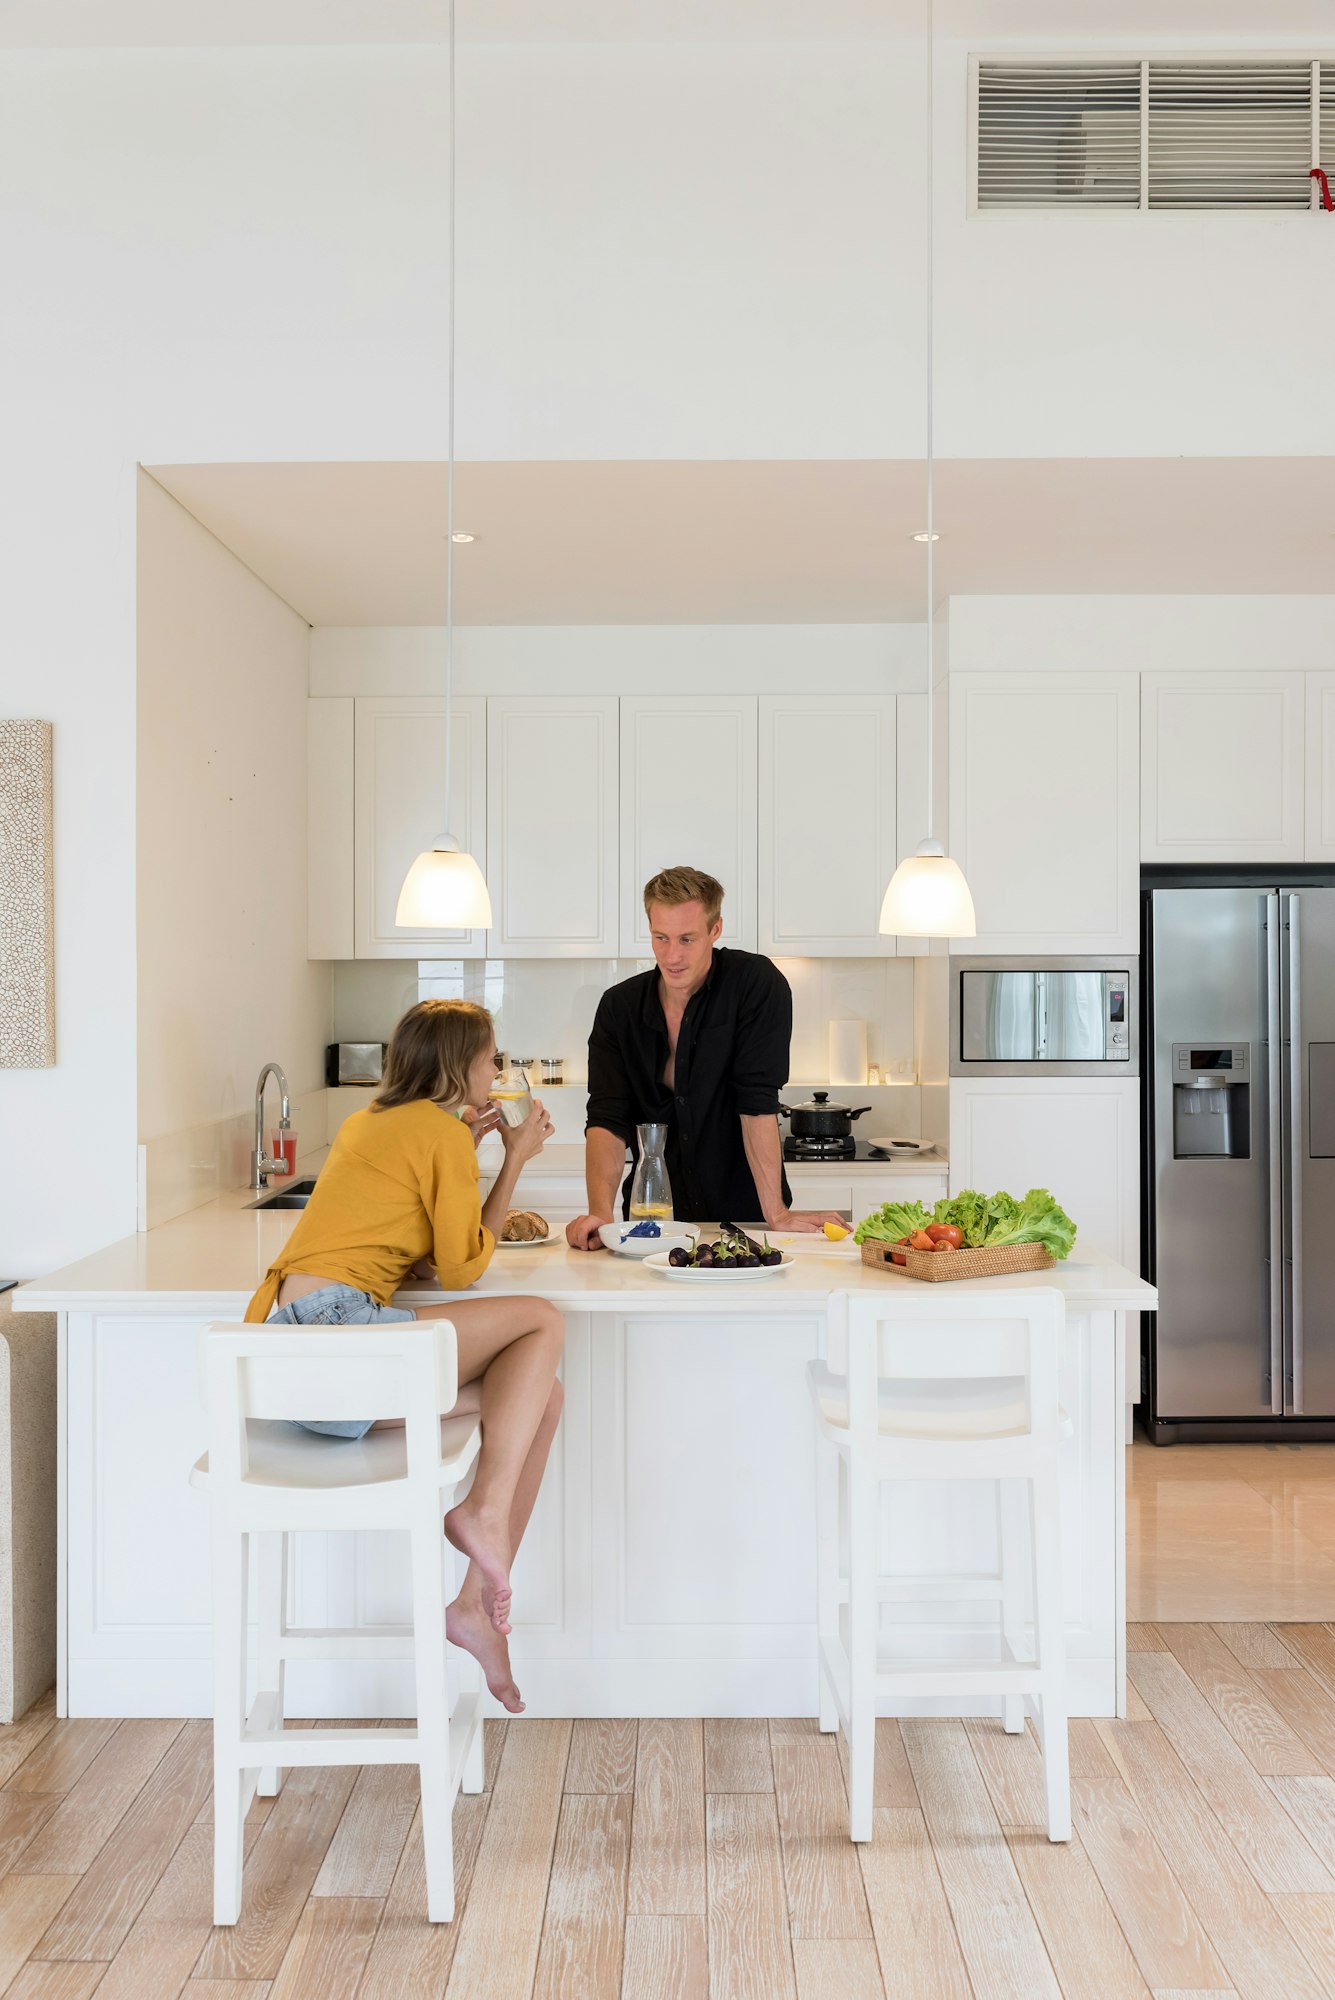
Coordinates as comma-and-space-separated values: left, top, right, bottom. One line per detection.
252, 1062, 292, 1191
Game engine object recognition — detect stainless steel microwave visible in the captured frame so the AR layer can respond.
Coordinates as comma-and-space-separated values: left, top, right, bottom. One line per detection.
949, 955, 1139, 1078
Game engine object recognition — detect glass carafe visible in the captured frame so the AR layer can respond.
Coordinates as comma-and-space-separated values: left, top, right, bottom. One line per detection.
489, 1063, 533, 1128
629, 1122, 673, 1221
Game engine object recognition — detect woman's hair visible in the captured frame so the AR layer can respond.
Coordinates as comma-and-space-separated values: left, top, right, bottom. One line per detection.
372, 999, 494, 1113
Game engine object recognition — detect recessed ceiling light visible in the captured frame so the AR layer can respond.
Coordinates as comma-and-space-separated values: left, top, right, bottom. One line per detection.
911, 531, 941, 544
451, 531, 476, 544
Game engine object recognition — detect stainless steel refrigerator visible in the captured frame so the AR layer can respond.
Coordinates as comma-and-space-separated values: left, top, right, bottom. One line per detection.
1146, 882, 1335, 1442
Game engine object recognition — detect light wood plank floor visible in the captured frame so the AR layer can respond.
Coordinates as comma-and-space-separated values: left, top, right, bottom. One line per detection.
10, 1634, 1335, 1996
1130, 1440, 1335, 1621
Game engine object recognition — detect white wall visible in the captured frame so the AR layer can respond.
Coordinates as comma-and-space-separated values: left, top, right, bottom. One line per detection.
136, 473, 328, 1142
309, 622, 928, 697
946, 595, 1335, 676
936, 36, 1335, 460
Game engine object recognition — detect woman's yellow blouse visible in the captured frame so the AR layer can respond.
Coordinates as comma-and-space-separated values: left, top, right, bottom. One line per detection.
245, 1099, 493, 1322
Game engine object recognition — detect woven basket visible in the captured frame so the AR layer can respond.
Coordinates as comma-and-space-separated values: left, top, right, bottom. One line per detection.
860, 1240, 1056, 1284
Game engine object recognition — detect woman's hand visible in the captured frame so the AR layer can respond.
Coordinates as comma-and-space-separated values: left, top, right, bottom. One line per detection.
501, 1095, 555, 1165
460, 1103, 504, 1149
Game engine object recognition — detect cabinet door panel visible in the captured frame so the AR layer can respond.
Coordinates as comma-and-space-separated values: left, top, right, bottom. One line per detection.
307, 699, 354, 959
1143, 671, 1304, 863
950, 672, 1138, 954
619, 696, 756, 953
1307, 673, 1335, 863
759, 696, 897, 957
488, 697, 618, 956
353, 697, 487, 958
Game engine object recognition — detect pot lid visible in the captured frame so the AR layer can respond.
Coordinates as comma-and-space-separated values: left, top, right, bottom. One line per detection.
789, 1090, 855, 1114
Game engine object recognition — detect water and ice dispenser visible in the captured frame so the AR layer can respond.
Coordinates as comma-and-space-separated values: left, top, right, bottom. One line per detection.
1171, 1043, 1251, 1159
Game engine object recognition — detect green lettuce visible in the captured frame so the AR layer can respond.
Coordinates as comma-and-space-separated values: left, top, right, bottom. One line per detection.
853, 1199, 933, 1246
931, 1190, 991, 1247
980, 1187, 1077, 1260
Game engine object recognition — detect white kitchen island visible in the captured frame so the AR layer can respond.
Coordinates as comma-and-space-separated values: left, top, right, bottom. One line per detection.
21, 1191, 1152, 1723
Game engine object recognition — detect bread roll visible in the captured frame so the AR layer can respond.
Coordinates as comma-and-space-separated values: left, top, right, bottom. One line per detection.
501, 1209, 548, 1242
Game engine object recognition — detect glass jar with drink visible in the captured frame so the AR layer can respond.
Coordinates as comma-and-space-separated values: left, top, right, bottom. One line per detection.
489, 1063, 534, 1128
629, 1122, 673, 1221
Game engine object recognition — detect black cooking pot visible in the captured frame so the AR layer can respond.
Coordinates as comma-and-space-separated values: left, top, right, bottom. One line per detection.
780, 1091, 872, 1140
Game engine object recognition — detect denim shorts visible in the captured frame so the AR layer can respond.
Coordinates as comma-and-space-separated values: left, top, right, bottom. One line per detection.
265, 1282, 416, 1440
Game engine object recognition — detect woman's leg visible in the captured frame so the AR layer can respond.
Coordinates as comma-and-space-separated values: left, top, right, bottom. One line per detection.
414, 1295, 564, 1633
443, 1379, 564, 1713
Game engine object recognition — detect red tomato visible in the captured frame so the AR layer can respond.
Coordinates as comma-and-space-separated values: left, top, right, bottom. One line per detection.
926, 1223, 963, 1248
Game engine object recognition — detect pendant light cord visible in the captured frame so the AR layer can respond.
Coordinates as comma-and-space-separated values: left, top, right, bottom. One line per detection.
443, 0, 457, 837
924, 0, 935, 844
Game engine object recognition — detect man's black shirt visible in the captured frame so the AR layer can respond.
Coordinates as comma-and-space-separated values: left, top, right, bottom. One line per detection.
584, 948, 793, 1224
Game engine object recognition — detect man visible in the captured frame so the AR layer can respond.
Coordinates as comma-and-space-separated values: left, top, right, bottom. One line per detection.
566, 866, 848, 1248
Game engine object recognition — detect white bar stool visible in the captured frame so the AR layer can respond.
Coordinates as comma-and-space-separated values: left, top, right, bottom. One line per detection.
190, 1319, 484, 1926
808, 1287, 1071, 1845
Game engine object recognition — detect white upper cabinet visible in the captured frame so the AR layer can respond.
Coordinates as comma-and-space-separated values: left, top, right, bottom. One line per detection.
1142, 671, 1305, 864
758, 695, 899, 958
619, 696, 757, 955
352, 696, 488, 959
307, 698, 354, 959
487, 696, 619, 957
949, 671, 1139, 955
1306, 673, 1335, 864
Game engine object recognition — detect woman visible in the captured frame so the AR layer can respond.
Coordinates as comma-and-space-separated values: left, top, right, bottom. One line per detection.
245, 1000, 561, 1714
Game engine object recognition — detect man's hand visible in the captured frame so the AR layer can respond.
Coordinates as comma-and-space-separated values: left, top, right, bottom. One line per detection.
566, 1213, 612, 1251
766, 1209, 851, 1234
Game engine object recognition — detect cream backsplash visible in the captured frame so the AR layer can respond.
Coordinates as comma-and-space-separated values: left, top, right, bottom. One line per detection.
329, 953, 919, 1090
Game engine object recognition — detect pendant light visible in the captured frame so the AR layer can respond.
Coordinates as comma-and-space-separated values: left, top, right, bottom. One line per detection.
878, 0, 975, 942
396, 0, 493, 932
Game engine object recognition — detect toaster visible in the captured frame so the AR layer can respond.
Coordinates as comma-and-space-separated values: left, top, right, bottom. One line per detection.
326, 1042, 386, 1086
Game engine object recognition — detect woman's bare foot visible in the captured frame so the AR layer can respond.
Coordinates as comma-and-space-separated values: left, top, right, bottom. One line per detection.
443, 1502, 513, 1633
446, 1596, 525, 1714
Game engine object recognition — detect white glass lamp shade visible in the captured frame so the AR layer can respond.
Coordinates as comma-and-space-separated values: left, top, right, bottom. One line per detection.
395, 835, 493, 929
878, 840, 976, 939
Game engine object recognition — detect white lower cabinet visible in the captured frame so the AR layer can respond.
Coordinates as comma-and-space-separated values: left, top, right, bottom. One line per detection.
65, 1299, 1119, 1718
949, 1076, 1142, 1403
1142, 670, 1305, 864
949, 671, 1139, 955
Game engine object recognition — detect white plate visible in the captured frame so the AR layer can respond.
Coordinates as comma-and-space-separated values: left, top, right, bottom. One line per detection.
642, 1251, 795, 1283
600, 1222, 699, 1259
494, 1233, 553, 1249
866, 1137, 931, 1156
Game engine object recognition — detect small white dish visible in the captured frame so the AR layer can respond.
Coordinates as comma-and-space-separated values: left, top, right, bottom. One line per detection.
866, 1137, 931, 1156
494, 1232, 552, 1249
599, 1222, 699, 1259
643, 1250, 794, 1283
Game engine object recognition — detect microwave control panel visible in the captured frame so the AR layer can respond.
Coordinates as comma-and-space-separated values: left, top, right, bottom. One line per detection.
1105, 972, 1130, 1055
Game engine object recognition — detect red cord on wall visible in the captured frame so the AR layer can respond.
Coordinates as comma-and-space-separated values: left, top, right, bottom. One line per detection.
1312, 167, 1334, 211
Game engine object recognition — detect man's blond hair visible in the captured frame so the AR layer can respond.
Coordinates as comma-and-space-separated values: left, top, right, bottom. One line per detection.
642, 866, 724, 927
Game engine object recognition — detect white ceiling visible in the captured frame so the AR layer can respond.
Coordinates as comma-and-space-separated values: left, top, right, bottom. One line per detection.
8, 0, 1335, 44
147, 457, 1335, 627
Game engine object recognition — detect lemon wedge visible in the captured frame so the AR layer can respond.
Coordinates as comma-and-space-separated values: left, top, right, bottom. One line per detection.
823, 1221, 851, 1241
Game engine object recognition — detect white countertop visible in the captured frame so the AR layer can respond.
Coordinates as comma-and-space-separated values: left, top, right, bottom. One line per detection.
19, 1157, 1153, 1316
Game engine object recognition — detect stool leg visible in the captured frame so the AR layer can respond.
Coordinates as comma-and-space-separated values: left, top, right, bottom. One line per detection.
410, 1509, 456, 1922
212, 1526, 249, 1926
256, 1532, 287, 1797
846, 1460, 877, 1843
816, 1434, 839, 1733
999, 1479, 1027, 1735
1030, 1471, 1071, 1842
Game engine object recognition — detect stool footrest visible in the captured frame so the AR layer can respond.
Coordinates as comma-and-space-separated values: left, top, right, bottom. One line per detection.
236, 1723, 423, 1767
279, 1626, 414, 1661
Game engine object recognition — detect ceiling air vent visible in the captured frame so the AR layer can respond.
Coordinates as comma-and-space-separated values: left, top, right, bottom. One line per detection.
1148, 61, 1313, 209
975, 56, 1329, 211
976, 61, 1142, 207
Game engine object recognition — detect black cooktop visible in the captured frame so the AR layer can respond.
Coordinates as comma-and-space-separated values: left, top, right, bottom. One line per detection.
783, 1137, 919, 1164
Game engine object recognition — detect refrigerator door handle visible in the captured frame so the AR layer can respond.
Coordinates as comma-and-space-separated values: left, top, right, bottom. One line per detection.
1290, 893, 1304, 1416
1268, 892, 1284, 1415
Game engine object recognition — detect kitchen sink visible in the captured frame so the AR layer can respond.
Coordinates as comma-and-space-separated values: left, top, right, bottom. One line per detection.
248, 1177, 318, 1211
